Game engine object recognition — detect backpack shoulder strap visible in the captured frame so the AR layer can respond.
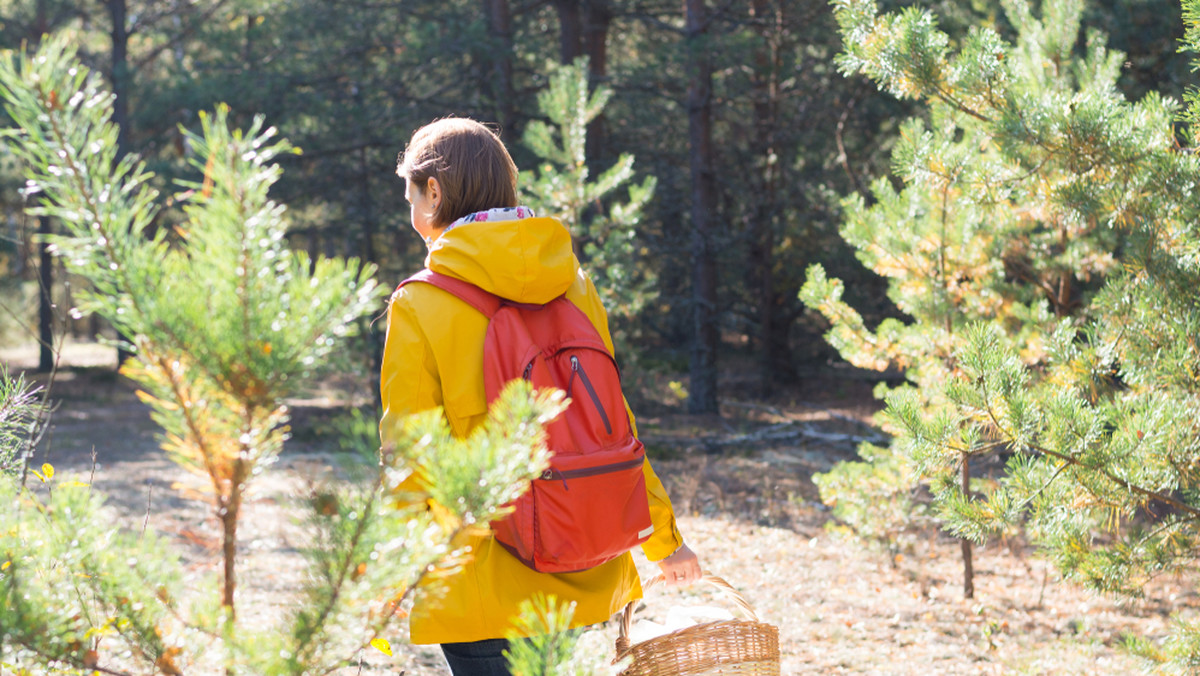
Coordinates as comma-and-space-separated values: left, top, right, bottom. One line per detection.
397, 269, 502, 318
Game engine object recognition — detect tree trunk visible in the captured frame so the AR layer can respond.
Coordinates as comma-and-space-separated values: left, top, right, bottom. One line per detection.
766, 301, 798, 381
220, 488, 242, 614
686, 0, 720, 415
108, 0, 130, 158
748, 0, 781, 395
108, 0, 135, 368
34, 2, 53, 373
38, 216, 54, 372
219, 470, 245, 676
34, 0, 47, 38
583, 0, 612, 161
484, 0, 517, 136
553, 0, 584, 63
244, 13, 256, 65
961, 455, 975, 598
218, 448, 251, 676
358, 147, 377, 266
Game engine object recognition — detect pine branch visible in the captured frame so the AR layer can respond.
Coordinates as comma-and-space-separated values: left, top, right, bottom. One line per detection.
36, 72, 157, 333
932, 86, 993, 124
130, 0, 233, 71
16, 642, 134, 676
1026, 440, 1200, 519
975, 377, 1200, 520
150, 351, 223, 494
1014, 460, 1072, 510
293, 487, 380, 666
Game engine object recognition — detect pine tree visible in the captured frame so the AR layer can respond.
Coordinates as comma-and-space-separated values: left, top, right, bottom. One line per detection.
805, 0, 1200, 662
522, 57, 658, 360
0, 36, 570, 675
802, 0, 1150, 593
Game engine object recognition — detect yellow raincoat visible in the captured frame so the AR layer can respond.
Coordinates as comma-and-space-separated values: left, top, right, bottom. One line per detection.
380, 215, 684, 645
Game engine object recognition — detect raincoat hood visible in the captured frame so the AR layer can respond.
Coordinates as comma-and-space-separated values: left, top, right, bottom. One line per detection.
425, 216, 579, 304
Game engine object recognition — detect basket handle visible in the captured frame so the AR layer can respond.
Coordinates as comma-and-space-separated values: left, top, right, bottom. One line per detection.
615, 574, 760, 656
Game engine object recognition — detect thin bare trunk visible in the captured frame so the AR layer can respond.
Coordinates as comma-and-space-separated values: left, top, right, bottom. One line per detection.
219, 453, 249, 675
1055, 225, 1072, 315
108, 0, 130, 158
583, 0, 611, 161
484, 0, 516, 134
961, 455, 975, 598
553, 0, 583, 63
34, 2, 52, 373
220, 486, 243, 613
108, 0, 134, 368
939, 183, 973, 598
38, 216, 53, 372
244, 14, 255, 64
686, 0, 719, 415
749, 0, 780, 394
358, 147, 377, 266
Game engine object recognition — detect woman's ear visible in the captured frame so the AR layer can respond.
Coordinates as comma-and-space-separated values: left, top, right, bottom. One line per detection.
426, 177, 441, 207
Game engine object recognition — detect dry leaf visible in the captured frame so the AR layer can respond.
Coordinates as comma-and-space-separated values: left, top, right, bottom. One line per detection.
370, 637, 392, 656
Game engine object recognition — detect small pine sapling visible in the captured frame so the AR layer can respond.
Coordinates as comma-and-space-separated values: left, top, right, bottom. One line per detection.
522, 57, 658, 360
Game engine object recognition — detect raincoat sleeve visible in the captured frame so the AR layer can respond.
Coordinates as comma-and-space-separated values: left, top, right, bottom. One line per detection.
379, 287, 442, 494
568, 272, 685, 562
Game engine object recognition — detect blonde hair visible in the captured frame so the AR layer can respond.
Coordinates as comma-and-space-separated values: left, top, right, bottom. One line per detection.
396, 118, 518, 228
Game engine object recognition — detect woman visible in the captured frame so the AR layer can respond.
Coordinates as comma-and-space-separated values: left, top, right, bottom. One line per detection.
381, 117, 701, 675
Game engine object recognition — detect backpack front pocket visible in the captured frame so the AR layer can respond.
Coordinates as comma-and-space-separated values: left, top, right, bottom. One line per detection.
527, 445, 652, 572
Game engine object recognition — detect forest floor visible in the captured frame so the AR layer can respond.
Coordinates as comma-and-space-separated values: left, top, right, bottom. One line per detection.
4, 340, 1198, 675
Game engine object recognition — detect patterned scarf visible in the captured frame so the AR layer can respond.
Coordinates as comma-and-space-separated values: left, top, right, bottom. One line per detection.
444, 206, 537, 233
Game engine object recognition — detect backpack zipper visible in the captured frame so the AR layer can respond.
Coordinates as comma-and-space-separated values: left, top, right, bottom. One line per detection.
540, 468, 569, 490
569, 355, 613, 435
540, 456, 644, 491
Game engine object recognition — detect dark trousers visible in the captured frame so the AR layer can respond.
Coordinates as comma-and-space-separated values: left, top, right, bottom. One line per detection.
441, 638, 512, 676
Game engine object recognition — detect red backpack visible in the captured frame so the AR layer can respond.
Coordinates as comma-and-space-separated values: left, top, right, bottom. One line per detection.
398, 269, 654, 573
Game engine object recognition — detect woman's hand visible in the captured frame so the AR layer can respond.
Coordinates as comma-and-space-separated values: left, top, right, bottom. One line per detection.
656, 543, 702, 586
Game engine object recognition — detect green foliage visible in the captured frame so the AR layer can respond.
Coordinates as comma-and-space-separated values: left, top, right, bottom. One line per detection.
0, 36, 574, 675
1, 32, 380, 493
1, 36, 380, 480
809, 0, 1200, 666
0, 469, 185, 675
1185, 0, 1200, 146
503, 593, 618, 676
0, 368, 39, 476
812, 441, 934, 548
1, 0, 1185, 394
256, 380, 567, 675
0, 378, 567, 675
394, 384, 564, 528
804, 0, 1186, 540
521, 57, 658, 357
503, 594, 580, 676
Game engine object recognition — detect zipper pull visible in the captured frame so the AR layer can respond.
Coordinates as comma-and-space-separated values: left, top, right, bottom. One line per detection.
567, 356, 579, 395
568, 354, 614, 435
541, 468, 569, 491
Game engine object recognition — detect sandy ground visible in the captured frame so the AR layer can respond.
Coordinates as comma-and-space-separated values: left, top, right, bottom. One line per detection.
4, 341, 1196, 674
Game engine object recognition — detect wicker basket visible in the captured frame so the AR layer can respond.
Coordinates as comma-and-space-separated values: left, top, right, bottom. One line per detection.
614, 575, 780, 676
